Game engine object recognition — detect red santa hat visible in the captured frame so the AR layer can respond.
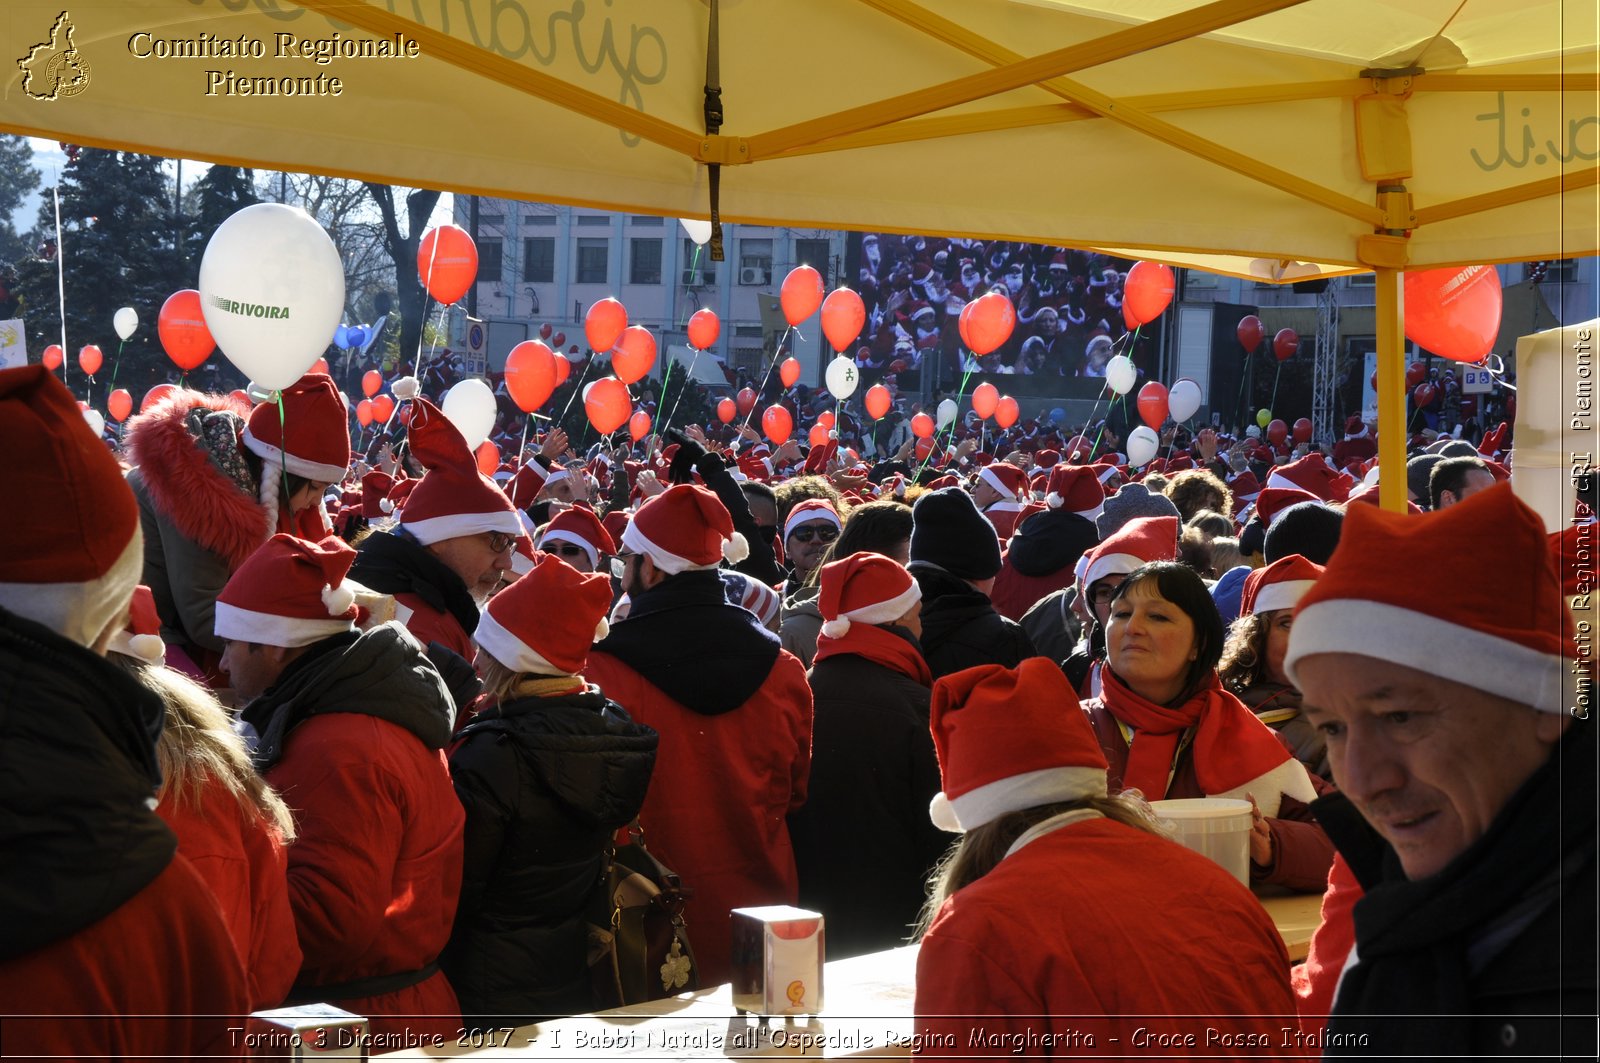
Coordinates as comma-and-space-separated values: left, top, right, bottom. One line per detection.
1034, 448, 1061, 469
1082, 515, 1180, 591
783, 499, 842, 542
621, 483, 748, 574
385, 477, 418, 514
1254, 485, 1320, 528
1286, 484, 1574, 712
361, 470, 397, 519
1266, 453, 1349, 502
817, 551, 921, 638
1343, 482, 1424, 514
1045, 465, 1105, 520
1239, 554, 1324, 617
1344, 415, 1368, 439
241, 373, 351, 482
107, 585, 167, 664
475, 552, 612, 676
508, 458, 552, 508
928, 659, 1110, 832
399, 399, 521, 545
214, 534, 362, 648
601, 510, 631, 547
977, 462, 1027, 501
540, 506, 617, 568
0, 366, 144, 649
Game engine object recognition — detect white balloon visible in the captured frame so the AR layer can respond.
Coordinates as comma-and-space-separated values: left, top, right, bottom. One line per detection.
199, 203, 345, 391
679, 218, 713, 246
825, 356, 859, 400
936, 398, 959, 429
113, 307, 138, 341
1126, 425, 1160, 467
1168, 378, 1204, 422
442, 378, 498, 450
82, 408, 105, 437
1105, 354, 1137, 396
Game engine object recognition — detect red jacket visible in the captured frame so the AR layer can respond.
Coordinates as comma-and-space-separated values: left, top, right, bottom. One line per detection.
267, 713, 465, 1044
989, 556, 1075, 621
0, 854, 249, 1060
158, 773, 302, 1011
583, 646, 813, 985
916, 817, 1295, 1059
393, 592, 475, 661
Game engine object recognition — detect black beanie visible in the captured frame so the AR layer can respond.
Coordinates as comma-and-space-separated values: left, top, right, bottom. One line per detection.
909, 487, 1003, 580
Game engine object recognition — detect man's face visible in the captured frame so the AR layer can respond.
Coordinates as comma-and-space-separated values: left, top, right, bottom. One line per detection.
429, 530, 515, 603
745, 494, 779, 546
1037, 310, 1060, 336
542, 539, 597, 574
219, 640, 289, 703
1297, 653, 1565, 880
972, 480, 1004, 510
544, 477, 578, 504
1088, 573, 1127, 629
1440, 468, 1496, 508
785, 519, 838, 579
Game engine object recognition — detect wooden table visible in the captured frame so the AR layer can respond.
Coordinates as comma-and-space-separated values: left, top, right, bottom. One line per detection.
1259, 891, 1323, 963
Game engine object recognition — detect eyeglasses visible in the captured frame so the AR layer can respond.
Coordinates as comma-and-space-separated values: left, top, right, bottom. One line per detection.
610, 552, 636, 580
1090, 581, 1125, 607
549, 544, 590, 560
483, 532, 515, 554
788, 523, 839, 545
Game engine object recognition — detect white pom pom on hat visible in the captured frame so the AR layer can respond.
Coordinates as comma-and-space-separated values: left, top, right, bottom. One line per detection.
820, 617, 852, 638
128, 632, 166, 664
321, 582, 356, 617
722, 531, 750, 564
390, 375, 421, 399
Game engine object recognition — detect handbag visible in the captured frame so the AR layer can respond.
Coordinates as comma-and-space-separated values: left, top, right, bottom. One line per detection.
587, 820, 699, 1009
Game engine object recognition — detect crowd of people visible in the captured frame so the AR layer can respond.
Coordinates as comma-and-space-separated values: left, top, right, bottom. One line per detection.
1, 356, 1593, 1059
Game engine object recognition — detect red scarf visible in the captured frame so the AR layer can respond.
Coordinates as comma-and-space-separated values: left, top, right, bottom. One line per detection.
1099, 668, 1295, 798
813, 622, 933, 687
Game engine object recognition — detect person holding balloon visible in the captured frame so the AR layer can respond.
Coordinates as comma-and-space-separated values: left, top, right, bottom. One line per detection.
125, 374, 351, 681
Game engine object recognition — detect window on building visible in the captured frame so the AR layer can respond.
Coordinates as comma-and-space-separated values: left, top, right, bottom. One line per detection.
794, 239, 831, 287
630, 238, 663, 285
739, 238, 774, 286
1184, 269, 1219, 289
524, 237, 554, 283
524, 213, 558, 226
479, 239, 503, 278
479, 214, 505, 229
682, 238, 715, 285
631, 215, 664, 227
1348, 273, 1375, 288
576, 239, 608, 284
577, 215, 610, 227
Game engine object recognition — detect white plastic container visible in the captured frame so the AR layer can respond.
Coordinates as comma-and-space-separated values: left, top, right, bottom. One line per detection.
1149, 798, 1253, 886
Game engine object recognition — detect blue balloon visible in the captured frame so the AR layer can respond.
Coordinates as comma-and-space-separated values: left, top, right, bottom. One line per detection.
1049, 407, 1067, 425
334, 324, 351, 348
346, 325, 367, 349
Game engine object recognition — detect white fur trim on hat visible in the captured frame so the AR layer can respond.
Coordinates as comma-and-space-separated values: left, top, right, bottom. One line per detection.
390, 376, 420, 400
401, 508, 523, 546
594, 617, 609, 641
829, 580, 921, 637
539, 529, 599, 568
1251, 579, 1316, 616
240, 425, 349, 483
930, 766, 1108, 833
1082, 551, 1144, 594
783, 506, 842, 542
722, 531, 750, 564
620, 520, 719, 576
473, 607, 571, 677
107, 630, 167, 664
542, 467, 570, 486
212, 600, 356, 649
1285, 598, 1569, 714
979, 464, 1022, 500
0, 527, 143, 652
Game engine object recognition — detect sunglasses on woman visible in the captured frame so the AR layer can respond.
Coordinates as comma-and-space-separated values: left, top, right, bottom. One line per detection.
788, 523, 839, 545
547, 543, 590, 561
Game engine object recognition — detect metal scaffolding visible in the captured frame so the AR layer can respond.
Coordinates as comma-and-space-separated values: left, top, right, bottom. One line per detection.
1312, 285, 1339, 447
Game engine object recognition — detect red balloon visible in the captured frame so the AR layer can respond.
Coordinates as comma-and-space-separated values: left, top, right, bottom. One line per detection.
539, 323, 553, 340
1237, 315, 1265, 352
717, 397, 737, 424
1123, 262, 1176, 327
78, 345, 102, 376
994, 396, 1020, 430
362, 370, 382, 397
585, 377, 632, 435
865, 384, 892, 420
967, 291, 1016, 356
158, 290, 216, 371
417, 224, 479, 305
1405, 362, 1428, 389
585, 298, 628, 353
1267, 418, 1289, 446
42, 344, 63, 370
687, 308, 720, 351
780, 265, 825, 327
140, 383, 177, 412
107, 388, 133, 423
817, 410, 835, 431
611, 326, 657, 385
475, 440, 500, 477
1122, 301, 1141, 332
310, 358, 330, 377
762, 404, 794, 445
971, 382, 1000, 420
552, 355, 572, 387
736, 387, 757, 416
779, 357, 801, 389
355, 399, 374, 427
808, 423, 830, 448
1292, 417, 1313, 444
1404, 265, 1502, 364
399, 403, 414, 427
910, 412, 935, 439
957, 301, 975, 350
505, 340, 558, 413
1136, 381, 1169, 429
371, 394, 395, 422
1273, 329, 1300, 362
820, 288, 866, 353
914, 436, 936, 462
1413, 382, 1440, 409
629, 409, 652, 443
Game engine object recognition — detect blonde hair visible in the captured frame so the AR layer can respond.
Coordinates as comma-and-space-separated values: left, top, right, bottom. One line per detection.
113, 656, 295, 841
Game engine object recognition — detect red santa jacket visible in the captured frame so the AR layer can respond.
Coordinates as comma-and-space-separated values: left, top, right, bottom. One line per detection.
393, 592, 475, 661
158, 773, 302, 1011
915, 816, 1295, 1058
0, 854, 249, 1060
981, 499, 1026, 543
583, 576, 814, 986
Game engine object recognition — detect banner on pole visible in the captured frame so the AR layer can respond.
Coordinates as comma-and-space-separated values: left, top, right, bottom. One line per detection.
0, 319, 27, 369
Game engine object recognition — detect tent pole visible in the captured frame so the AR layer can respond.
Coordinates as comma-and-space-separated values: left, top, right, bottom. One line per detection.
1375, 268, 1407, 512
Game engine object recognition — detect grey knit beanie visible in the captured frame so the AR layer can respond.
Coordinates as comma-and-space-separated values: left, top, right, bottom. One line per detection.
1095, 482, 1181, 540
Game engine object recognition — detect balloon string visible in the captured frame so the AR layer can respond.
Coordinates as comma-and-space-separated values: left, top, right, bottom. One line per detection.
519, 415, 532, 463
413, 298, 449, 385
414, 230, 443, 379
1269, 361, 1283, 416
679, 247, 702, 329
275, 390, 288, 533
111, 338, 125, 387
659, 348, 701, 442
914, 366, 974, 481
738, 325, 792, 438
52, 182, 68, 389
559, 356, 596, 422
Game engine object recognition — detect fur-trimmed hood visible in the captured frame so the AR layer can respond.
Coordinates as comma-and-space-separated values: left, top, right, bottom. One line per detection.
126, 390, 268, 569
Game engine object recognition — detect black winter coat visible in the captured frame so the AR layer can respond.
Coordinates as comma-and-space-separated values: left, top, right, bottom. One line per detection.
788, 644, 952, 960
441, 687, 657, 1028
910, 564, 1037, 679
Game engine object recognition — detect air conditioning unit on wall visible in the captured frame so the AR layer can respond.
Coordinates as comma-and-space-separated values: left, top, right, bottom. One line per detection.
740, 267, 767, 285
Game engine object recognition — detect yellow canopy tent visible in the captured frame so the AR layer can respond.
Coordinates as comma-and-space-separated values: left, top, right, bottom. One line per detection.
3, 0, 1596, 508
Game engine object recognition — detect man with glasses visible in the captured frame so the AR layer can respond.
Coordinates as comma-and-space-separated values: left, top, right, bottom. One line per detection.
775, 499, 843, 668
351, 399, 522, 663
536, 507, 615, 575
